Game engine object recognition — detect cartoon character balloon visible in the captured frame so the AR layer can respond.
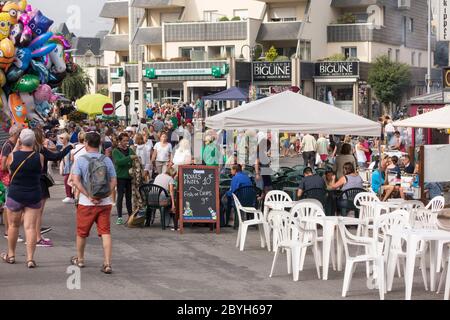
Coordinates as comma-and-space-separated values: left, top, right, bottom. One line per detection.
1, 1, 20, 25
0, 12, 11, 41
14, 32, 56, 71
0, 38, 15, 71
8, 92, 28, 126
10, 22, 32, 47
28, 10, 53, 36
34, 84, 52, 103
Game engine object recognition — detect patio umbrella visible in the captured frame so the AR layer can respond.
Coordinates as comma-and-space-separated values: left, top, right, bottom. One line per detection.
76, 94, 112, 117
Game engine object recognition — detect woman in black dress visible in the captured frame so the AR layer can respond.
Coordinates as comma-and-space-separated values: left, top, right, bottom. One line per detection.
33, 128, 73, 247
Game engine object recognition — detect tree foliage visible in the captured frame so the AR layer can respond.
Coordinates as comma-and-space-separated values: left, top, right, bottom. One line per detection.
61, 66, 93, 101
368, 55, 411, 107
265, 46, 279, 62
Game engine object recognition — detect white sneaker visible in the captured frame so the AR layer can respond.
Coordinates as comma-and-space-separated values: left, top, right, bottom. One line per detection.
62, 197, 75, 204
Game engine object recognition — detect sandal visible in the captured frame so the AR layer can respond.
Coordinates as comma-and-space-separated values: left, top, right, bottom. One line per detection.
70, 256, 85, 268
101, 264, 112, 274
1, 252, 15, 264
26, 260, 36, 269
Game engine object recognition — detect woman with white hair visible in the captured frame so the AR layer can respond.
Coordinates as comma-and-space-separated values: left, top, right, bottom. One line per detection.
172, 138, 192, 171
1, 129, 44, 268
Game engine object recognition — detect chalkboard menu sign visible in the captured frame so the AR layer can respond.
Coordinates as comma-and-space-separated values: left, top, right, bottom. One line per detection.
178, 165, 220, 234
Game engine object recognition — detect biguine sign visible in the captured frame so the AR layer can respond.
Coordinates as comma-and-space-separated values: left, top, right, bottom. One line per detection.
178, 165, 220, 234
315, 61, 359, 77
252, 61, 291, 81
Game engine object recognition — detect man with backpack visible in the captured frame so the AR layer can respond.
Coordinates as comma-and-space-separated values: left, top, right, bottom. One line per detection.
70, 132, 117, 274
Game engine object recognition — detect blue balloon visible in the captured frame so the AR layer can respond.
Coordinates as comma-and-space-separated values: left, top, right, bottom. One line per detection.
31, 60, 49, 84
28, 11, 54, 36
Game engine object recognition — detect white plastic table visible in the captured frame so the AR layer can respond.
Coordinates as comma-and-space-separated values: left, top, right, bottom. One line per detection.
386, 228, 450, 300
301, 216, 360, 280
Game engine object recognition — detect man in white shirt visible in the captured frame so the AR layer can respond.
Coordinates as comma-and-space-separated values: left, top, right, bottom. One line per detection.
130, 107, 139, 127
301, 133, 317, 168
71, 132, 117, 274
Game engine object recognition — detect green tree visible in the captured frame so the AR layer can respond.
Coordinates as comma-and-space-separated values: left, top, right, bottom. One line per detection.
325, 53, 347, 61
265, 46, 279, 62
219, 16, 229, 21
61, 66, 93, 101
98, 87, 109, 96
368, 55, 411, 114
337, 13, 356, 24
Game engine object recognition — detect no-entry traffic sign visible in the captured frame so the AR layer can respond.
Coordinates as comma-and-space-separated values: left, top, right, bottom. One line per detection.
103, 103, 114, 115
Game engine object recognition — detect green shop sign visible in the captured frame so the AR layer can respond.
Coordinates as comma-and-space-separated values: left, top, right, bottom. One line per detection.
144, 64, 229, 79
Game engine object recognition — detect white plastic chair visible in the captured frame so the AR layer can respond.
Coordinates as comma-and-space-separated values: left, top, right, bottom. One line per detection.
233, 194, 268, 252
338, 220, 385, 299
425, 196, 445, 212
383, 209, 429, 292
290, 202, 335, 273
437, 244, 450, 300
354, 192, 380, 237
269, 211, 321, 282
264, 190, 293, 250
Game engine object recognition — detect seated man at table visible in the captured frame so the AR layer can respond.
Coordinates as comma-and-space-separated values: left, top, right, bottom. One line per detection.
297, 167, 326, 199
221, 164, 253, 227
401, 154, 415, 174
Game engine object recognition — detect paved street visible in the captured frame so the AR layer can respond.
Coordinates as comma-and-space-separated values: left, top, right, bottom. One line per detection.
0, 164, 448, 300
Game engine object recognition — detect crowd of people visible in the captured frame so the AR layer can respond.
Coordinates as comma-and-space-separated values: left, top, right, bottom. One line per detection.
0, 98, 444, 272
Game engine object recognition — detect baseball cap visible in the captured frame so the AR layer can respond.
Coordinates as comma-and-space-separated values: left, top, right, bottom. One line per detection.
125, 126, 135, 132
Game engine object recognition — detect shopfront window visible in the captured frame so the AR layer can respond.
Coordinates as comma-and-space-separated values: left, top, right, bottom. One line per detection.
316, 84, 354, 113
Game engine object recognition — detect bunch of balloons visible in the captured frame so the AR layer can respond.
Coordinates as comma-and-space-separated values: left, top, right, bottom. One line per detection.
0, 0, 75, 130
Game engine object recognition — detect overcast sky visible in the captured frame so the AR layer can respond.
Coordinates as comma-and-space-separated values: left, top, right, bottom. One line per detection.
28, 0, 113, 37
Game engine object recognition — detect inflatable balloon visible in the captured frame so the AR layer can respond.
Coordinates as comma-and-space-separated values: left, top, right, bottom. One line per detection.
35, 100, 51, 117
30, 60, 49, 84
10, 22, 32, 47
49, 94, 58, 103
1, 1, 19, 25
6, 65, 25, 83
47, 71, 66, 88
34, 84, 52, 103
18, 0, 27, 12
12, 74, 39, 93
0, 12, 11, 41
14, 32, 56, 70
0, 88, 11, 131
21, 92, 45, 126
0, 38, 15, 71
28, 10, 53, 36
8, 92, 28, 126
0, 69, 5, 87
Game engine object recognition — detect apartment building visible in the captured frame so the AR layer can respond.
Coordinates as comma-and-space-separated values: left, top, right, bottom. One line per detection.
99, 0, 441, 119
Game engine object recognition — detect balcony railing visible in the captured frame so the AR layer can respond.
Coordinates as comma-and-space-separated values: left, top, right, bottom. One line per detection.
130, 0, 186, 8
164, 21, 247, 42
257, 21, 303, 42
101, 34, 129, 52
132, 27, 163, 45
327, 23, 383, 42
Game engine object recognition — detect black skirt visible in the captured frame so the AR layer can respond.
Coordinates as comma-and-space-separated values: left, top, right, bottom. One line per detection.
40, 179, 50, 200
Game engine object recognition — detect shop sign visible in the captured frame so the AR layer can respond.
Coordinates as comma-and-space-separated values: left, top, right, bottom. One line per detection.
144, 64, 229, 79
252, 62, 291, 81
315, 62, 359, 77
438, 0, 450, 41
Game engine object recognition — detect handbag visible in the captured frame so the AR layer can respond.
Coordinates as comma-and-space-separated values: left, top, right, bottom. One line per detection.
42, 173, 55, 188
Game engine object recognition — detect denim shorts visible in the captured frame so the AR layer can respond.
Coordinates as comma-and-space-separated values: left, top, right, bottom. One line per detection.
5, 197, 42, 212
